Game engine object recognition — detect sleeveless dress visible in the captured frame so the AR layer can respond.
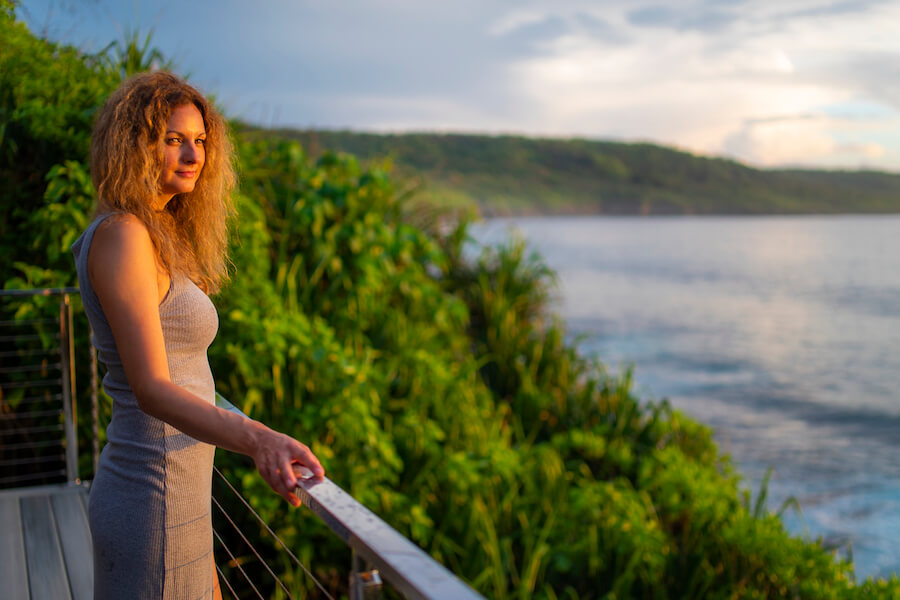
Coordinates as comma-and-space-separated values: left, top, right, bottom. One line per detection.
72, 214, 219, 599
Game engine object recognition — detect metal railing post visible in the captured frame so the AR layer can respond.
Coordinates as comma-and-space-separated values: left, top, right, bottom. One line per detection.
59, 293, 79, 482
90, 324, 99, 475
350, 549, 382, 600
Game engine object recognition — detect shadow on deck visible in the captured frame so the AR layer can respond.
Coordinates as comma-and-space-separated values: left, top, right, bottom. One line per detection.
0, 482, 92, 600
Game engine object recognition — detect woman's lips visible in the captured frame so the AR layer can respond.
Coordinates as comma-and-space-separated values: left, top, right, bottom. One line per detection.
175, 170, 196, 177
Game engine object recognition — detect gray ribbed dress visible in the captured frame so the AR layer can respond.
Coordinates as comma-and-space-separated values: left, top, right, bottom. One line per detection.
72, 214, 218, 599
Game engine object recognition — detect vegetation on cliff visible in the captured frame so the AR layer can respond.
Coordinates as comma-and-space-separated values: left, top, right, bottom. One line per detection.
275, 129, 900, 216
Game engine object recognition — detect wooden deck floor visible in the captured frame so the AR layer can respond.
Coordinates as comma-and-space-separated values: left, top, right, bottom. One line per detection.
0, 482, 92, 600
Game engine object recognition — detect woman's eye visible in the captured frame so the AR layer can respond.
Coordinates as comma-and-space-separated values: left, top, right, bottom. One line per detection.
196, 138, 206, 146
166, 137, 182, 145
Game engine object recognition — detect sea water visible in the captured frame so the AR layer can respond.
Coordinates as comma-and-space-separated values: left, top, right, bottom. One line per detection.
472, 215, 900, 580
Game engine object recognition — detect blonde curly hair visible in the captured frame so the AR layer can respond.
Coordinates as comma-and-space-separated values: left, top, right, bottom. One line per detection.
90, 71, 235, 294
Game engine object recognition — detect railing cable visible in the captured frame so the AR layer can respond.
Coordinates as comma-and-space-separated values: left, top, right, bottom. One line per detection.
212, 493, 297, 600
1, 439, 63, 452
0, 363, 62, 374
0, 423, 64, 436
0, 469, 66, 485
9, 393, 64, 405
0, 409, 64, 420
214, 465, 336, 600
0, 333, 58, 342
212, 527, 266, 600
0, 348, 58, 359
0, 317, 58, 326
0, 379, 62, 390
215, 562, 241, 600
0, 455, 64, 468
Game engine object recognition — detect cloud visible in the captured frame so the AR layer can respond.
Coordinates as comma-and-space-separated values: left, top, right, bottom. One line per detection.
723, 117, 837, 165
626, 4, 740, 33
744, 114, 821, 125
834, 141, 885, 158
811, 51, 900, 111
722, 113, 892, 167
777, 0, 887, 20
571, 12, 631, 44
15, 0, 900, 170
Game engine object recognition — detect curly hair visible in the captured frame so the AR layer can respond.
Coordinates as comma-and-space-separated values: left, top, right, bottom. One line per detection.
90, 71, 236, 294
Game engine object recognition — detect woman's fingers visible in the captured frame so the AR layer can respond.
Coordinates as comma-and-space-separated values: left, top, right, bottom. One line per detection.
254, 428, 325, 506
281, 461, 297, 490
292, 464, 314, 480
265, 466, 299, 506
292, 442, 325, 479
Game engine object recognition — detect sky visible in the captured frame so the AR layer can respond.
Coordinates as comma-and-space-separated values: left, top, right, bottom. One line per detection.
16, 0, 900, 171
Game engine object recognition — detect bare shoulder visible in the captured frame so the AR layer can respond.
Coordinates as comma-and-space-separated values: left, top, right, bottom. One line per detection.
90, 214, 156, 267
88, 213, 159, 290
92, 213, 152, 249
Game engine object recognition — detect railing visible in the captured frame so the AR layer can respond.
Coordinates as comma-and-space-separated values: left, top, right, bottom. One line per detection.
0, 288, 86, 489
1, 288, 485, 600
215, 393, 485, 600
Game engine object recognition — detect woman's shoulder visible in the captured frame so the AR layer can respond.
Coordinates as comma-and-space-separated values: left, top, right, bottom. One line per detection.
88, 211, 169, 300
92, 212, 154, 247
90, 212, 157, 264
94, 211, 147, 233
74, 212, 146, 259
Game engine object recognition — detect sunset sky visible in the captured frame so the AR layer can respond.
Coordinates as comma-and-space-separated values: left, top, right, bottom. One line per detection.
17, 0, 900, 171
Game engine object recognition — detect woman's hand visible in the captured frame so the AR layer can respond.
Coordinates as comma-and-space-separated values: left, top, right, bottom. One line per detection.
249, 423, 325, 507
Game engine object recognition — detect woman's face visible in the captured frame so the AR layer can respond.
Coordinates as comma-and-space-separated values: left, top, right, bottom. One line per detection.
156, 103, 206, 208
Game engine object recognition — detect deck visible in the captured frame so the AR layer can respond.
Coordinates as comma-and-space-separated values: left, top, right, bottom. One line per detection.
0, 482, 92, 600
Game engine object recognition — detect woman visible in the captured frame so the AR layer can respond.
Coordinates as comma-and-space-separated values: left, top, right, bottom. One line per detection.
72, 71, 324, 599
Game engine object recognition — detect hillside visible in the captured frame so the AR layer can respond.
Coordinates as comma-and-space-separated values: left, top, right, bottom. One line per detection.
265, 128, 900, 216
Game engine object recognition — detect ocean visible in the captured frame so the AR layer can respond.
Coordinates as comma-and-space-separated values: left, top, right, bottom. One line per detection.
472, 214, 900, 580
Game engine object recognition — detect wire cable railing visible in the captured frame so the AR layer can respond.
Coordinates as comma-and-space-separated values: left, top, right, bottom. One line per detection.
0, 288, 81, 490
215, 393, 485, 600
2, 288, 485, 600
212, 465, 338, 600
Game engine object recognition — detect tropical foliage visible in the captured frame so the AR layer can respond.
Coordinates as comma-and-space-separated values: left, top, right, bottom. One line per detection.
2, 4, 899, 598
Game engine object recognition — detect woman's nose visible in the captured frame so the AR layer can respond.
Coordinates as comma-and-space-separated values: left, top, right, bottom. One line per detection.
182, 143, 200, 163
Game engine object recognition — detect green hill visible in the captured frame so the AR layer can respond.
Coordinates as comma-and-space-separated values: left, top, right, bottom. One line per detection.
267, 129, 900, 216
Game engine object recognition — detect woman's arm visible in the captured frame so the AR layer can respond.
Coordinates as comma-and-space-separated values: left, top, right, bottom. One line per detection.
88, 215, 323, 506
